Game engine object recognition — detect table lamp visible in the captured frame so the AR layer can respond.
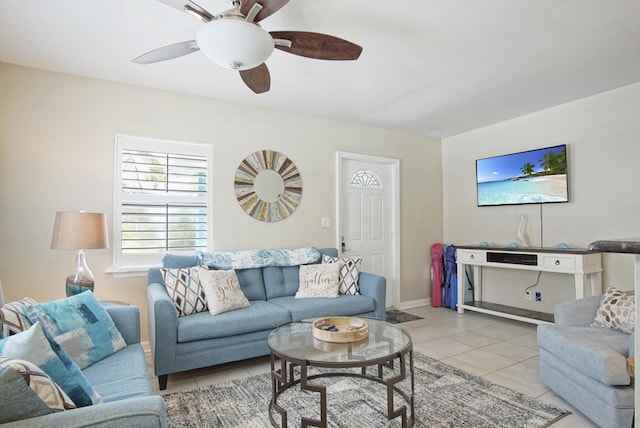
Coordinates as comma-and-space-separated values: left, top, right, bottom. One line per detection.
51, 211, 109, 297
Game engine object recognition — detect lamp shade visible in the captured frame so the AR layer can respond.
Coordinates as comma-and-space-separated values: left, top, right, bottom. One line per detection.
51, 211, 109, 250
196, 18, 274, 70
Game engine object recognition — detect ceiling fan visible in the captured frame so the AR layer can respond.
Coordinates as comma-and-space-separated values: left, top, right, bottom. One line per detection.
132, 0, 363, 94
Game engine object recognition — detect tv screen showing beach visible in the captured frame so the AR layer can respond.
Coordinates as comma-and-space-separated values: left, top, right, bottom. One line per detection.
476, 145, 569, 207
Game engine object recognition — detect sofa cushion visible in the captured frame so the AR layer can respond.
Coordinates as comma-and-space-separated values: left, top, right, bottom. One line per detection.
234, 268, 267, 301
18, 291, 127, 369
0, 364, 54, 423
161, 267, 208, 317
83, 344, 153, 402
0, 297, 37, 334
177, 301, 291, 343
0, 357, 75, 412
269, 295, 376, 322
0, 322, 102, 407
322, 255, 362, 295
199, 268, 251, 315
264, 265, 302, 299
537, 325, 631, 385
591, 287, 635, 334
295, 263, 340, 299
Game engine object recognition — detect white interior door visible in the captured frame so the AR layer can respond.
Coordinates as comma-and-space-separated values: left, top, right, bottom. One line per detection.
337, 153, 399, 308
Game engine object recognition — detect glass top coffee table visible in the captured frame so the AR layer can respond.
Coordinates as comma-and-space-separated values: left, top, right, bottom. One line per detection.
267, 318, 414, 428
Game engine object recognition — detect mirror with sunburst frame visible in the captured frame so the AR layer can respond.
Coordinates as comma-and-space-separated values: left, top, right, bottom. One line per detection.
234, 150, 302, 222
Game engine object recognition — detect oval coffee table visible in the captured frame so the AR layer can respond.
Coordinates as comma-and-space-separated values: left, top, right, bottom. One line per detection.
267, 318, 414, 427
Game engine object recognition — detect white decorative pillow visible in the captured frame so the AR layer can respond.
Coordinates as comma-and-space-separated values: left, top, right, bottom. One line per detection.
198, 268, 251, 315
0, 297, 37, 335
591, 287, 635, 334
0, 357, 76, 412
161, 267, 208, 317
295, 263, 340, 299
322, 255, 362, 295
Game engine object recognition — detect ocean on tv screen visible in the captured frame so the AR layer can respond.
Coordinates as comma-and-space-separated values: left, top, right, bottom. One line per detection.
477, 174, 568, 206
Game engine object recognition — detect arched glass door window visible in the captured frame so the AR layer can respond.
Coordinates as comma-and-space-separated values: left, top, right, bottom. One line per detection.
349, 169, 382, 188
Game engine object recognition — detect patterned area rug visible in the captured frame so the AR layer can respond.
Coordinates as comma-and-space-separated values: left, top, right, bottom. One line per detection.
164, 352, 568, 427
385, 309, 424, 324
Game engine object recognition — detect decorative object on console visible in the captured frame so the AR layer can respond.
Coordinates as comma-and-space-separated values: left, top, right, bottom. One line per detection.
51, 211, 109, 297
516, 213, 530, 247
234, 150, 302, 222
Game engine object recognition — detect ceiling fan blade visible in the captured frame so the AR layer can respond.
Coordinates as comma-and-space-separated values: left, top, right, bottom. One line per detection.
270, 31, 362, 60
239, 63, 271, 94
132, 40, 200, 64
157, 0, 214, 21
241, 0, 289, 22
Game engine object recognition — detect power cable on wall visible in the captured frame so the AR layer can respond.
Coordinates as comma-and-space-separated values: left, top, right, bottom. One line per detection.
539, 204, 544, 247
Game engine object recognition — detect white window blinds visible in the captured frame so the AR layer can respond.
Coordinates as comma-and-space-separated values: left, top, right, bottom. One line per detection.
114, 135, 213, 268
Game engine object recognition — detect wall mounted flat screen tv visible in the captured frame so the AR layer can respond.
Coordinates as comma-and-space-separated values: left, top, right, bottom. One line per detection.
476, 144, 569, 207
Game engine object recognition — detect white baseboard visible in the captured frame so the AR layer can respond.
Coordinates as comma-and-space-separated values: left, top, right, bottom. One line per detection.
397, 298, 431, 310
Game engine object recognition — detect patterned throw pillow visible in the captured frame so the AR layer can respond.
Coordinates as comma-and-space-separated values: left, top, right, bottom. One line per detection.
591, 287, 635, 334
0, 297, 37, 335
322, 255, 362, 295
17, 291, 126, 370
161, 267, 208, 317
295, 263, 341, 298
0, 357, 75, 412
198, 268, 251, 315
0, 322, 102, 407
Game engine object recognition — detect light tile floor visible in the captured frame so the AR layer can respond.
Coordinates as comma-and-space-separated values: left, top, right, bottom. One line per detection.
147, 306, 599, 427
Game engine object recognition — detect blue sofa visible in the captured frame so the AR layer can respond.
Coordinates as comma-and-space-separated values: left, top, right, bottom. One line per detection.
147, 248, 386, 390
2, 306, 167, 427
537, 294, 634, 428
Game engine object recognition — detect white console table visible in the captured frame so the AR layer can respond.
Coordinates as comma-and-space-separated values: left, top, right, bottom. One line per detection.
456, 246, 603, 325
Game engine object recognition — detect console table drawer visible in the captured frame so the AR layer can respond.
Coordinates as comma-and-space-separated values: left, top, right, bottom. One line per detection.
458, 249, 485, 263
540, 255, 575, 270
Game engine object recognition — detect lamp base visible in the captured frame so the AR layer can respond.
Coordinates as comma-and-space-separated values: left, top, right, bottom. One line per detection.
65, 276, 94, 297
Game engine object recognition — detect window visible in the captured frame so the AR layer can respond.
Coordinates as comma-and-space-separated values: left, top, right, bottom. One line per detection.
113, 135, 213, 270
349, 169, 382, 188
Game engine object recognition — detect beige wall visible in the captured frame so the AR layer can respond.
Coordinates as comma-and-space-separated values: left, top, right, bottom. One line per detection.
442, 82, 640, 312
0, 62, 443, 339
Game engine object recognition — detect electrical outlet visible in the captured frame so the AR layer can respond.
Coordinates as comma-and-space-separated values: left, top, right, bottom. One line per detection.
525, 291, 532, 300
535, 291, 542, 302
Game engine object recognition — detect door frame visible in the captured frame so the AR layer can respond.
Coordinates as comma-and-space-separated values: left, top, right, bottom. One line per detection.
335, 151, 401, 308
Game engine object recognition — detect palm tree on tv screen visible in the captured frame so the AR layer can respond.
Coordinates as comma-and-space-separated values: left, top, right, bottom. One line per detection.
538, 148, 566, 175
520, 162, 535, 176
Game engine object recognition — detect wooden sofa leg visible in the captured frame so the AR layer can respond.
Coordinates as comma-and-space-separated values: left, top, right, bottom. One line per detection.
158, 375, 168, 391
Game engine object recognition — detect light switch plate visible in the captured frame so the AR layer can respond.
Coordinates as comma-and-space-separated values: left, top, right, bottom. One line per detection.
321, 217, 331, 228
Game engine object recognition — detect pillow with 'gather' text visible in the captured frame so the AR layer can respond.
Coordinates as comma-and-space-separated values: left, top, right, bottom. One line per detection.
198, 267, 250, 315
295, 263, 340, 299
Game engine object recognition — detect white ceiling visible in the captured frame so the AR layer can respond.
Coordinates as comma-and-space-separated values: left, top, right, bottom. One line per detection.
1, 0, 639, 138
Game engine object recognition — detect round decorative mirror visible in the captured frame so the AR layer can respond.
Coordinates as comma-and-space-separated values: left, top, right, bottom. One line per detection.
234, 150, 302, 222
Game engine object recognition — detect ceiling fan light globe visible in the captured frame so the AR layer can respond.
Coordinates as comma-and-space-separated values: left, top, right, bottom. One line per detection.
196, 19, 274, 71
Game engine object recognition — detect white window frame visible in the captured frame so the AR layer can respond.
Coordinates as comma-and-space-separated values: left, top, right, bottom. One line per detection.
110, 134, 213, 275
